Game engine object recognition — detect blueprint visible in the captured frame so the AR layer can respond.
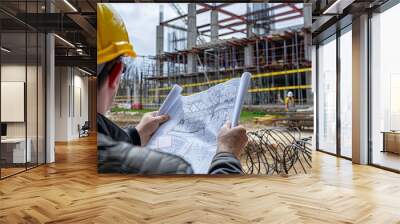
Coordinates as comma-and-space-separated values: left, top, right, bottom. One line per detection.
146, 78, 242, 174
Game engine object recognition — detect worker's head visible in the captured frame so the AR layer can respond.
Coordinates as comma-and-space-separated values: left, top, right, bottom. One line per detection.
287, 91, 293, 98
97, 3, 136, 114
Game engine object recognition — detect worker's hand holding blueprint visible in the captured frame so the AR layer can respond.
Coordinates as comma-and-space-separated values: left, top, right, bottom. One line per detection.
146, 73, 251, 173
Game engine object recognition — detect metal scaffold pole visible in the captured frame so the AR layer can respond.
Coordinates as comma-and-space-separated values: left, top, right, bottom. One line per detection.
133, 3, 312, 109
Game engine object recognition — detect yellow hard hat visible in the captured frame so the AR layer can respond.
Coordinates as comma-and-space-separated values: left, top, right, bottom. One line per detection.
97, 3, 136, 65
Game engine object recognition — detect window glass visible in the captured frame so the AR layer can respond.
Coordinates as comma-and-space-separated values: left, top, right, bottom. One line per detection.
27, 31, 38, 169
1, 31, 28, 177
0, 0, 46, 179
318, 36, 337, 154
340, 29, 352, 158
371, 3, 400, 171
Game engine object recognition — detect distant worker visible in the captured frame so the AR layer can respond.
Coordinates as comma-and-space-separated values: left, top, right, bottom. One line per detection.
96, 4, 248, 175
285, 91, 296, 112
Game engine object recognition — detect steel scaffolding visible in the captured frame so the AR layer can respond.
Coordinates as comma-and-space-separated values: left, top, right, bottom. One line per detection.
115, 3, 312, 109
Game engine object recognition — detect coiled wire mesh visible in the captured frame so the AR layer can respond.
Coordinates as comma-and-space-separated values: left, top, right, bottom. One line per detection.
241, 127, 312, 175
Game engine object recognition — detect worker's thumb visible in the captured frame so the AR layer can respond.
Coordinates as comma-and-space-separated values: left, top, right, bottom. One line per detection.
155, 115, 169, 123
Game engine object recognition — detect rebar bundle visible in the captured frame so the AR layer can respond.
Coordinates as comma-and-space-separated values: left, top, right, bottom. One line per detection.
242, 127, 312, 175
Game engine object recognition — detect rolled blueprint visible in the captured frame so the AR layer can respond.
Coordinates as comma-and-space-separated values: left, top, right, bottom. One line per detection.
231, 72, 252, 127
157, 84, 183, 116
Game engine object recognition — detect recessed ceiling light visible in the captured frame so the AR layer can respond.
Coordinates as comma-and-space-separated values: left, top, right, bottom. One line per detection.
63, 0, 78, 12
1, 47, 11, 53
323, 0, 355, 15
78, 68, 92, 76
54, 34, 75, 48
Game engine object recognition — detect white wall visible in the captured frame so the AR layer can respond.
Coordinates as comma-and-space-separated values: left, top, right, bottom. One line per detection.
1, 65, 32, 138
54, 67, 89, 141
72, 73, 89, 138
55, 67, 69, 141
1, 65, 26, 130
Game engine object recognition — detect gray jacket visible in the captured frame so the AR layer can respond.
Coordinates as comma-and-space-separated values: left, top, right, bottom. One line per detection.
97, 113, 243, 175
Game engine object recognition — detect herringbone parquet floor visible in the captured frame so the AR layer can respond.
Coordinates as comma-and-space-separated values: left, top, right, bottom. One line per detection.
1, 134, 400, 223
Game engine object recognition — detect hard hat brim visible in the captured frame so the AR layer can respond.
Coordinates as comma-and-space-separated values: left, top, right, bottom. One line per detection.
97, 41, 136, 65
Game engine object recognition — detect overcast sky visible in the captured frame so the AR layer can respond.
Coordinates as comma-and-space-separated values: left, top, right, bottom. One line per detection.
111, 3, 304, 57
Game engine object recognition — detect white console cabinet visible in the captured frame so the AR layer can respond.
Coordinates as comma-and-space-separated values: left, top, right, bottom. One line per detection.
1, 138, 32, 163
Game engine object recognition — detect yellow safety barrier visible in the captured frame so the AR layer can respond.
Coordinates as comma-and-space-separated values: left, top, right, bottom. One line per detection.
115, 85, 312, 104
116, 85, 312, 104
148, 67, 311, 92
115, 95, 168, 100
251, 67, 311, 78
248, 85, 312, 93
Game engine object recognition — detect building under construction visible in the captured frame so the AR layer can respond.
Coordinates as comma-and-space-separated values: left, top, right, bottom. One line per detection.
117, 3, 312, 109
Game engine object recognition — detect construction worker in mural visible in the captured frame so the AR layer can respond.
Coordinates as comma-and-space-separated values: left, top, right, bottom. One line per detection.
285, 91, 296, 112
96, 4, 248, 174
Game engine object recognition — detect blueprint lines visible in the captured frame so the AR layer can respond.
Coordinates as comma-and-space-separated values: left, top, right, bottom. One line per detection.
147, 78, 240, 173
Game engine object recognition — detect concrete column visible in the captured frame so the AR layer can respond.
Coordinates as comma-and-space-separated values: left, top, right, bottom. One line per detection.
187, 3, 197, 75
245, 4, 255, 104
244, 44, 254, 67
46, 32, 55, 163
156, 25, 164, 76
245, 4, 254, 67
303, 4, 313, 104
156, 5, 164, 75
133, 69, 140, 106
303, 3, 312, 28
210, 4, 219, 42
303, 3, 312, 62
352, 14, 369, 164
126, 86, 131, 106
44, 0, 55, 163
154, 6, 165, 104
268, 3, 275, 31
155, 25, 164, 104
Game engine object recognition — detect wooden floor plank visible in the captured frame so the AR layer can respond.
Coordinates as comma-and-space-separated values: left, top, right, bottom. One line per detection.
0, 134, 399, 223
